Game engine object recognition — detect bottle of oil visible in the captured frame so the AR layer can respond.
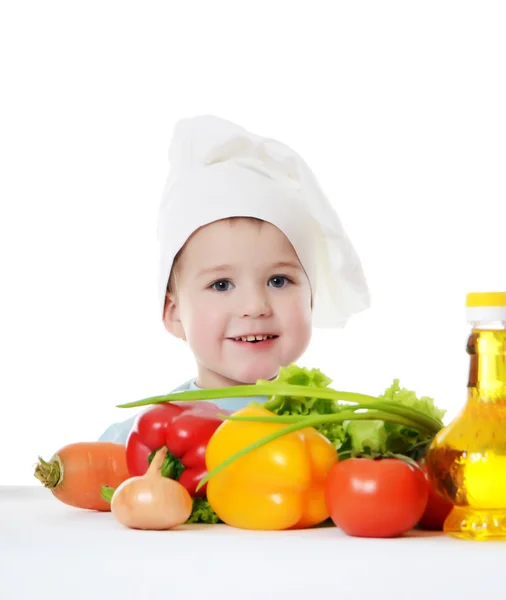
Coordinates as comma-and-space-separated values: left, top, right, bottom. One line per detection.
425, 292, 506, 540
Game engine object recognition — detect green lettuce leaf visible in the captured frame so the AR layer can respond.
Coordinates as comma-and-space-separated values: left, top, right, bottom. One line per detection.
345, 420, 388, 455
258, 365, 346, 448
256, 364, 445, 461
379, 378, 446, 422
185, 497, 222, 524
338, 379, 445, 460
375, 379, 446, 460
259, 364, 335, 415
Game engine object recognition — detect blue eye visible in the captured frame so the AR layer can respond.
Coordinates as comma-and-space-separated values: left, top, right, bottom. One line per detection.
209, 276, 292, 292
210, 279, 232, 292
269, 275, 292, 288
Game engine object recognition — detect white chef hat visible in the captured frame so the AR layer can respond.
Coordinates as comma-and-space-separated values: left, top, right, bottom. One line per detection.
156, 115, 370, 328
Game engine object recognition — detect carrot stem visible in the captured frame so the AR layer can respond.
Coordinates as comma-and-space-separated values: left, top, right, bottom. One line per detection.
33, 455, 63, 489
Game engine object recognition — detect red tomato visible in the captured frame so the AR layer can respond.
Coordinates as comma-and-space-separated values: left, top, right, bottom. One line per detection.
416, 463, 453, 530
324, 458, 429, 538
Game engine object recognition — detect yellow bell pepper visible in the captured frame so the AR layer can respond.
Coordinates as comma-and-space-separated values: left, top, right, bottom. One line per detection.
205, 405, 338, 530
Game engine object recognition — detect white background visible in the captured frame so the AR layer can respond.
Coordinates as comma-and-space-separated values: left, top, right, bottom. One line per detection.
1, 1, 505, 485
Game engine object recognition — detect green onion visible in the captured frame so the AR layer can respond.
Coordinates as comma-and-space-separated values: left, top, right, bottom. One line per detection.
117, 383, 443, 432
117, 380, 444, 492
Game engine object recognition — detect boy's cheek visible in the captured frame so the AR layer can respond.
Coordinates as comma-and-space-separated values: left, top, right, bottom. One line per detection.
183, 311, 223, 348
281, 299, 312, 328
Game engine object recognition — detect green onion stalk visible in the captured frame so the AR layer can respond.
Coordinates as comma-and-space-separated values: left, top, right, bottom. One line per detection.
117, 380, 444, 489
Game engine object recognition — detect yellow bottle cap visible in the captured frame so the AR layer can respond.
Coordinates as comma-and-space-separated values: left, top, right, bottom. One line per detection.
466, 292, 506, 322
466, 292, 506, 307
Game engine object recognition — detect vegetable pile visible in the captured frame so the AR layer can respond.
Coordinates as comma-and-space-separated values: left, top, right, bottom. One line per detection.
255, 365, 445, 462
35, 364, 453, 537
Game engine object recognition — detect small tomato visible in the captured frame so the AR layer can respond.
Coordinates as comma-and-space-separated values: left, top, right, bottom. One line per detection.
324, 457, 429, 538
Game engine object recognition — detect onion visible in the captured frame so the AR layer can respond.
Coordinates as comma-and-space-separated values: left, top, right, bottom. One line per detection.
111, 446, 192, 530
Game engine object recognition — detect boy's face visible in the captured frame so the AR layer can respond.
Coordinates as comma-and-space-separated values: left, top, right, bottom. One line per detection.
163, 218, 313, 388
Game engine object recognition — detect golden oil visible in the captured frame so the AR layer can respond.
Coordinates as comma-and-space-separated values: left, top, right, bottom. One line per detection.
425, 292, 506, 540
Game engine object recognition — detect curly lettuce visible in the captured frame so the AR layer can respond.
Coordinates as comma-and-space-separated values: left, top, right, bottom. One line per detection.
185, 497, 222, 524
259, 365, 445, 461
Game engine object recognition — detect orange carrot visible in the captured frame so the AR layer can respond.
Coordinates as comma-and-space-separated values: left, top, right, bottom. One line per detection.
34, 442, 131, 511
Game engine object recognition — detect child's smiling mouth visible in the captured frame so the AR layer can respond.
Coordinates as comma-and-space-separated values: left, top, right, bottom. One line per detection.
226, 334, 279, 347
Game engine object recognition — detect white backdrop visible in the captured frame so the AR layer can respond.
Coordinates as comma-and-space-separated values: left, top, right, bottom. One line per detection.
1, 1, 505, 485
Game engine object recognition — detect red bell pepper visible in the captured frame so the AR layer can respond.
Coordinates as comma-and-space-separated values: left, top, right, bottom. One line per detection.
126, 401, 229, 497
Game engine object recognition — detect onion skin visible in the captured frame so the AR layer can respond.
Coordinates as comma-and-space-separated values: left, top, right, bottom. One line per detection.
111, 446, 192, 530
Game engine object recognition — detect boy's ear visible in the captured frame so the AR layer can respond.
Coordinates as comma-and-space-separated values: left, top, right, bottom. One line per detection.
162, 293, 186, 341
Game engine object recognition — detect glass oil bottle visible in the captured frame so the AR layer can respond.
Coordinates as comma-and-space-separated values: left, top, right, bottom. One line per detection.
425, 292, 506, 540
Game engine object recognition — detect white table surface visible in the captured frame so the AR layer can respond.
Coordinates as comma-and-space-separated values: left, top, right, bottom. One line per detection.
1, 486, 506, 600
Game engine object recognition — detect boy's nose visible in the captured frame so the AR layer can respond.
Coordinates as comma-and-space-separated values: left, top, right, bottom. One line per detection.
240, 289, 273, 318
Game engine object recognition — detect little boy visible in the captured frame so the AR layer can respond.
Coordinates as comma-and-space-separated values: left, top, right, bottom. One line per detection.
99, 115, 370, 443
